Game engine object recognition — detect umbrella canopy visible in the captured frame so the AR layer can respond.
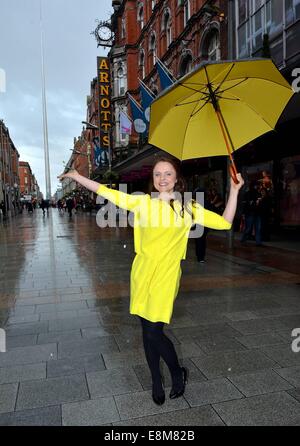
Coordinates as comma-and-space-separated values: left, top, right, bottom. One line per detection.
149, 59, 294, 166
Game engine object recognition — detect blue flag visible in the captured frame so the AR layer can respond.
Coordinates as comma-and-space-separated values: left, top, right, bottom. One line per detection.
127, 93, 147, 134
139, 80, 155, 122
156, 58, 175, 91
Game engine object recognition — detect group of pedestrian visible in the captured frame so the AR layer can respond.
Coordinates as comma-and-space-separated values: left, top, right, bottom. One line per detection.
57, 196, 94, 217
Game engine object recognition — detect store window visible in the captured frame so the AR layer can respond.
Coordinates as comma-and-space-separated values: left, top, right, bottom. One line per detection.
280, 155, 300, 226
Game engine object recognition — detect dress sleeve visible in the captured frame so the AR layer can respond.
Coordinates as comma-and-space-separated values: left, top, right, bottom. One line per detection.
192, 202, 232, 230
96, 184, 146, 212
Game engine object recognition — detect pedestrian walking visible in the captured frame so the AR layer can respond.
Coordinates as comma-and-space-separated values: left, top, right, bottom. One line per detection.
240, 181, 263, 246
191, 187, 210, 263
58, 156, 244, 405
40, 199, 47, 216
66, 197, 75, 218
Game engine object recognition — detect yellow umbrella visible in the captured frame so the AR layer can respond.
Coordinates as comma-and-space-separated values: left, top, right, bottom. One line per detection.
149, 59, 294, 183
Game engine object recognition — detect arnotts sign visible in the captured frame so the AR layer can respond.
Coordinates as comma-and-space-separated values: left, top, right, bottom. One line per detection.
97, 57, 112, 156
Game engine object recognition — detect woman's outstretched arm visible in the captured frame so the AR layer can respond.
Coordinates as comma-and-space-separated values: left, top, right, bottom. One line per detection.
58, 170, 100, 193
58, 169, 145, 211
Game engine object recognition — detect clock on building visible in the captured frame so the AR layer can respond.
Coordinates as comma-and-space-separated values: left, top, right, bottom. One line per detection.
92, 21, 114, 47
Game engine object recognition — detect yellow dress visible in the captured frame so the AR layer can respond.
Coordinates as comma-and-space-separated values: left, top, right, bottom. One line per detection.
96, 184, 231, 324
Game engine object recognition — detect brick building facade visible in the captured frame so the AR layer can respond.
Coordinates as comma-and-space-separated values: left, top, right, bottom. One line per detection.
0, 119, 20, 216
109, 0, 228, 182
107, 0, 300, 227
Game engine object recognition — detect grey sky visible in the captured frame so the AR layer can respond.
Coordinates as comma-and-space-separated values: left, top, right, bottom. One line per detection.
0, 0, 112, 196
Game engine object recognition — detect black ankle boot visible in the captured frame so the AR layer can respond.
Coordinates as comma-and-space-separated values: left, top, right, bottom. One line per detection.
152, 377, 165, 405
169, 367, 188, 399
152, 390, 165, 405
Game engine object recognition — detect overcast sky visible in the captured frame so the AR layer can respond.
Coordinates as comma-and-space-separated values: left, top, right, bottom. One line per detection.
0, 0, 112, 197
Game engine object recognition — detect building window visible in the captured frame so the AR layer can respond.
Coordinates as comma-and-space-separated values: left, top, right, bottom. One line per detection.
118, 67, 125, 96
121, 17, 126, 39
184, 0, 191, 27
285, 0, 300, 25
152, 0, 156, 10
137, 3, 144, 29
24, 177, 28, 185
234, 0, 300, 66
162, 8, 172, 47
179, 53, 193, 77
139, 48, 146, 79
201, 29, 221, 61
149, 32, 157, 66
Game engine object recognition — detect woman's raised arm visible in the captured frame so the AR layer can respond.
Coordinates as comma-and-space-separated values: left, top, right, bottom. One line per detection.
58, 170, 100, 193
58, 170, 146, 212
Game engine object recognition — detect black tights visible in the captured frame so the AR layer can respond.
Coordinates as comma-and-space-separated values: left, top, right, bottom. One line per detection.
140, 317, 182, 395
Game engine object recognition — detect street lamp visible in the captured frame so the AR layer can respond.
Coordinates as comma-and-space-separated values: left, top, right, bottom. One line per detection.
82, 121, 98, 130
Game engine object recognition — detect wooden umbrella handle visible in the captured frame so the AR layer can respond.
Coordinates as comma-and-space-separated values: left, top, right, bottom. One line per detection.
229, 163, 239, 185
215, 110, 239, 185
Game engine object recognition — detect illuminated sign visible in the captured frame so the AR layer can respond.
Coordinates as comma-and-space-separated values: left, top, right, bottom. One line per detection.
97, 57, 111, 166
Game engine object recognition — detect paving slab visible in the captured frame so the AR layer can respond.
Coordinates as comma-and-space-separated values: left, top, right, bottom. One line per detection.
86, 367, 143, 398
62, 397, 120, 426
114, 390, 189, 420
213, 392, 300, 426
183, 378, 243, 407
0, 343, 57, 367
102, 349, 147, 369
6, 334, 38, 349
37, 330, 82, 345
48, 315, 100, 332
259, 345, 300, 367
58, 336, 119, 359
195, 336, 247, 354
113, 405, 225, 426
47, 354, 105, 378
227, 318, 288, 335
191, 350, 278, 379
81, 326, 121, 338
40, 310, 78, 321
0, 383, 19, 414
235, 332, 287, 349
7, 314, 40, 325
228, 369, 294, 396
275, 366, 300, 387
5, 321, 49, 336
16, 374, 89, 410
35, 301, 88, 313
0, 363, 46, 384
0, 405, 62, 426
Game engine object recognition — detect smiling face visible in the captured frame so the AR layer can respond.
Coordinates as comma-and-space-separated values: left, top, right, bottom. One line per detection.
153, 161, 177, 194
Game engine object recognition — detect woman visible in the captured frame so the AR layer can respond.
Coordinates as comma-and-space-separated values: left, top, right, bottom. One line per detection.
58, 156, 244, 405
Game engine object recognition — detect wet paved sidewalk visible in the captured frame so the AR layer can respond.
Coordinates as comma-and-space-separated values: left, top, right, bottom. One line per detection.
0, 209, 300, 426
